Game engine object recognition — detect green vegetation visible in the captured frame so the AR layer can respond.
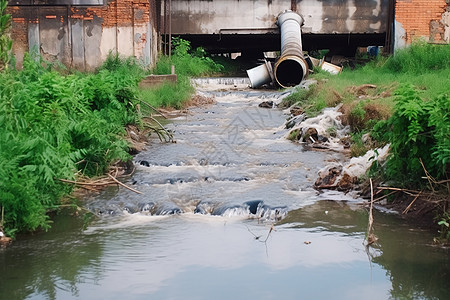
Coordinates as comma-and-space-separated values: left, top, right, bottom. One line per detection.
372, 85, 449, 186
284, 42, 449, 234
284, 43, 449, 125
437, 212, 450, 241
0, 36, 221, 237
0, 0, 12, 71
140, 37, 223, 108
0, 53, 144, 236
283, 44, 449, 171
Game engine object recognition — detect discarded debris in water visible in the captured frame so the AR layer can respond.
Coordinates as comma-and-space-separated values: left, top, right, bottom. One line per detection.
286, 106, 351, 151
314, 144, 390, 192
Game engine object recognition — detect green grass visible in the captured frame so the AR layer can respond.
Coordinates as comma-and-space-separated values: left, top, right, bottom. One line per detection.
140, 38, 223, 109
284, 43, 450, 188
139, 80, 193, 108
282, 43, 449, 123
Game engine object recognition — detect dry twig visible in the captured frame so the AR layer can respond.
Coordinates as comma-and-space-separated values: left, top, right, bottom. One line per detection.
402, 191, 422, 214
419, 158, 436, 192
58, 178, 113, 186
107, 174, 143, 194
366, 179, 378, 246
143, 116, 174, 142
138, 99, 168, 119
263, 224, 274, 243
373, 190, 398, 203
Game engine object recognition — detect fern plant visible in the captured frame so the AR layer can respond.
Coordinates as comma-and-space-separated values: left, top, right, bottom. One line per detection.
0, 0, 12, 71
0, 53, 145, 236
373, 84, 449, 186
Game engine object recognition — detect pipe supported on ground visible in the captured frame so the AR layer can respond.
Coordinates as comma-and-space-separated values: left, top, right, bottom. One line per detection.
274, 11, 309, 88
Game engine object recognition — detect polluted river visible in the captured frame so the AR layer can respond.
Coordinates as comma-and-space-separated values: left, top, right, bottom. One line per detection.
1, 79, 449, 300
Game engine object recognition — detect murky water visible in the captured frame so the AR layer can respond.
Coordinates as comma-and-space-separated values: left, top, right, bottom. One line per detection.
1, 79, 449, 300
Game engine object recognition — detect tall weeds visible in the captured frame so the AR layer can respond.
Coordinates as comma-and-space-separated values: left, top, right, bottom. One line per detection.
382, 42, 450, 74
0, 53, 145, 236
0, 0, 12, 71
140, 38, 223, 108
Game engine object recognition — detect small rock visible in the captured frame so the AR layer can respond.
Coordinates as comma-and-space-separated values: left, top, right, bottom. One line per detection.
139, 160, 150, 167
258, 101, 274, 108
314, 166, 342, 189
0, 232, 12, 246
285, 120, 296, 129
317, 135, 328, 143
290, 106, 303, 116
129, 130, 140, 141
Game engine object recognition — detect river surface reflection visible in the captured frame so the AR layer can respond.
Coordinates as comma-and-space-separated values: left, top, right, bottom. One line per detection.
2, 202, 448, 300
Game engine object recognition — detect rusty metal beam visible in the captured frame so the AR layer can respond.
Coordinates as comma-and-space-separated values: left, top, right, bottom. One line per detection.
291, 0, 296, 12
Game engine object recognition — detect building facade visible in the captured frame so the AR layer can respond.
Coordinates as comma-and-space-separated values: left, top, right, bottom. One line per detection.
6, 0, 449, 71
8, 0, 160, 70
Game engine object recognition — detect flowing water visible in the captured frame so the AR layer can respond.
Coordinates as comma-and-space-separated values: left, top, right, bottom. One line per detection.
1, 79, 449, 300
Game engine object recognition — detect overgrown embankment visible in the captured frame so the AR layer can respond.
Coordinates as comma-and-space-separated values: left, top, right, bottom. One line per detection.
0, 38, 221, 238
140, 38, 223, 108
283, 43, 449, 238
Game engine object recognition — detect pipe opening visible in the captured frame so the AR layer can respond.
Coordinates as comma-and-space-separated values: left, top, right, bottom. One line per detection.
274, 58, 307, 88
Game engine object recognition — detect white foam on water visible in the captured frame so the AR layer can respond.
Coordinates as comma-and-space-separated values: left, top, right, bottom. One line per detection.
286, 106, 351, 151
179, 212, 248, 223
84, 213, 169, 233
191, 77, 251, 91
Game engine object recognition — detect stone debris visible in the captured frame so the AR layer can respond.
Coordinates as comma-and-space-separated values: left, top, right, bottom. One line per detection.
258, 101, 275, 108
314, 144, 390, 192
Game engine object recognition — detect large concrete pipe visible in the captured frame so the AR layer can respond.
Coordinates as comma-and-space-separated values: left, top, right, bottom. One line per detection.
274, 11, 309, 88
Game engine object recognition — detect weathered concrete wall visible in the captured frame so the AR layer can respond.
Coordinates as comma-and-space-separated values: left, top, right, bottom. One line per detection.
395, 0, 449, 49
8, 0, 159, 71
169, 0, 389, 35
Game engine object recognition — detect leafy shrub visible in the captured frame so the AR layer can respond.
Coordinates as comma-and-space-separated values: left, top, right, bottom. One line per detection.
0, 53, 145, 236
0, 0, 12, 71
372, 84, 449, 186
154, 37, 223, 77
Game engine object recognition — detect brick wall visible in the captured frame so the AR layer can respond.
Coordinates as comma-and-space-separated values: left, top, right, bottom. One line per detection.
70, 0, 152, 27
395, 0, 448, 44
8, 0, 159, 70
